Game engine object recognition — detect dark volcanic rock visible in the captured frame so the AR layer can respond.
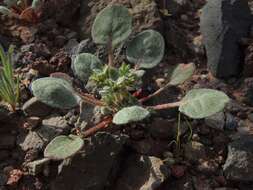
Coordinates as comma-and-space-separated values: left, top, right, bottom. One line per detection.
51, 133, 128, 190
149, 118, 174, 139
41, 0, 80, 25
0, 106, 9, 123
18, 131, 46, 152
164, 20, 192, 58
0, 172, 7, 187
0, 134, 16, 150
223, 135, 253, 182
113, 154, 170, 190
184, 141, 206, 163
18, 115, 70, 152
0, 35, 9, 50
205, 112, 225, 131
162, 0, 190, 16
200, 0, 252, 78
22, 97, 53, 117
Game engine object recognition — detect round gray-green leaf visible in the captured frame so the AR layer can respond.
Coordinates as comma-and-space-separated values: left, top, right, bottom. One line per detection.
31, 77, 80, 109
44, 135, 84, 160
179, 89, 230, 119
92, 5, 132, 48
72, 53, 102, 83
126, 29, 165, 69
168, 63, 195, 85
0, 6, 12, 16
113, 106, 150, 125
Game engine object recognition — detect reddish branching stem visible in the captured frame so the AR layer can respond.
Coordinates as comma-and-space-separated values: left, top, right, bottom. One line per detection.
147, 101, 182, 110
108, 47, 113, 67
77, 91, 105, 107
139, 83, 171, 103
82, 117, 113, 137
108, 35, 114, 67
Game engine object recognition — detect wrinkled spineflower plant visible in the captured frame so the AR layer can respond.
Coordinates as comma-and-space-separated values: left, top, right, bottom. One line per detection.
30, 4, 230, 161
0, 0, 42, 22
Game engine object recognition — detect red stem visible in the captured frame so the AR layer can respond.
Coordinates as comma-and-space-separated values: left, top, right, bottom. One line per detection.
76, 91, 105, 107
82, 117, 113, 137
139, 83, 171, 103
108, 37, 114, 67
147, 101, 182, 110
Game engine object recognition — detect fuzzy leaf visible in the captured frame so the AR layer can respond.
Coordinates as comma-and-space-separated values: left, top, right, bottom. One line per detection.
44, 135, 84, 160
168, 63, 196, 85
0, 6, 12, 15
72, 53, 102, 83
113, 106, 150, 125
92, 5, 132, 48
31, 77, 80, 109
126, 29, 165, 69
179, 89, 230, 119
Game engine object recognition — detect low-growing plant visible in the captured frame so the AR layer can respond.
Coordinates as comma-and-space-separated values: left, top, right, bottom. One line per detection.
29, 4, 230, 161
0, 45, 20, 112
90, 63, 139, 111
0, 0, 42, 23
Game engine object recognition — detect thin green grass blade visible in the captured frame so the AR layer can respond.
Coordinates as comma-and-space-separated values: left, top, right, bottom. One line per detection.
0, 44, 19, 110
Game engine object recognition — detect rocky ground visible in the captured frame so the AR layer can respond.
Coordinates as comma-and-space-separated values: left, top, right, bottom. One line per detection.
0, 0, 253, 190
